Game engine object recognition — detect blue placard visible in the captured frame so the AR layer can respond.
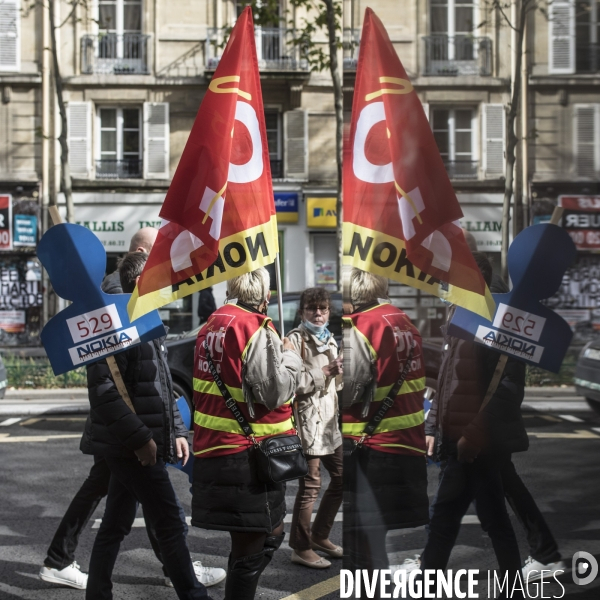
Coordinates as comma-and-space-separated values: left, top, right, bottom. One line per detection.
13, 214, 37, 247
38, 223, 166, 376
274, 192, 298, 213
448, 224, 577, 373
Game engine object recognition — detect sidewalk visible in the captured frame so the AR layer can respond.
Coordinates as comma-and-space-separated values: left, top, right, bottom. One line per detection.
0, 388, 89, 416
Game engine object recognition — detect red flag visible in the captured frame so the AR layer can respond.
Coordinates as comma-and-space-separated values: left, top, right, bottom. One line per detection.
129, 7, 278, 320
343, 8, 494, 319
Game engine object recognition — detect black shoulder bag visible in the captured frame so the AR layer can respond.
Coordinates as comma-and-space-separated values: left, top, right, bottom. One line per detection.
203, 340, 308, 484
343, 344, 415, 456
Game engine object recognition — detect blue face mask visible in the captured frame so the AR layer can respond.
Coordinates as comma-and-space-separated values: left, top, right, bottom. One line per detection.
302, 319, 330, 342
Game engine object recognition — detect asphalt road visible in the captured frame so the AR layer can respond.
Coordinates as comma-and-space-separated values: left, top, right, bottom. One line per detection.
0, 392, 599, 599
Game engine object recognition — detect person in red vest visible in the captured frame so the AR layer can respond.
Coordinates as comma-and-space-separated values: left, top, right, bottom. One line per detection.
342, 268, 429, 578
191, 267, 302, 600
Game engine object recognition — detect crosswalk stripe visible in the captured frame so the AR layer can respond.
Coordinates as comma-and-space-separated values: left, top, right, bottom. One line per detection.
279, 576, 340, 600
0, 433, 81, 443
0, 418, 21, 426
529, 430, 600, 439
558, 414, 584, 423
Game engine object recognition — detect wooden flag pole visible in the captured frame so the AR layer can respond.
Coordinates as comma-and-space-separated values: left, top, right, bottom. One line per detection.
550, 206, 564, 226
274, 252, 285, 337
47, 206, 137, 414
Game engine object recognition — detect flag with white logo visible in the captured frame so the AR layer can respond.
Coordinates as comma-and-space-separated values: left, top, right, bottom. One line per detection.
343, 8, 495, 319
128, 7, 278, 320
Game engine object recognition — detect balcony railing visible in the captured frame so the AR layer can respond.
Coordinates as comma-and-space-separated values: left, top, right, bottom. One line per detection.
206, 28, 309, 71
423, 36, 492, 76
270, 159, 283, 179
443, 160, 479, 180
343, 29, 360, 71
576, 42, 600, 73
95, 159, 143, 179
81, 33, 150, 75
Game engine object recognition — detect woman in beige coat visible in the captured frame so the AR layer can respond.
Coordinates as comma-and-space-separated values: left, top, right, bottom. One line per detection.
287, 288, 343, 568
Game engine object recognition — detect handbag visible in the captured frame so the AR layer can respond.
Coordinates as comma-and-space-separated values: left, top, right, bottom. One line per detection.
344, 344, 415, 456
203, 340, 308, 484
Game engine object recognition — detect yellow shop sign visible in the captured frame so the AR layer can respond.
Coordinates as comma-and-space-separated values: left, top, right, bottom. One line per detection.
307, 197, 338, 228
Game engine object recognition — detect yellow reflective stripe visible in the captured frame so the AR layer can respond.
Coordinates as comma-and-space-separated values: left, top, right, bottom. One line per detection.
194, 411, 294, 436
193, 378, 245, 402
341, 409, 424, 436
377, 443, 426, 454
374, 377, 426, 401
194, 444, 241, 456
241, 317, 272, 361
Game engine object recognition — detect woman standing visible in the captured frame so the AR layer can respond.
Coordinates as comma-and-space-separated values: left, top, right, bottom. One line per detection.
287, 288, 343, 568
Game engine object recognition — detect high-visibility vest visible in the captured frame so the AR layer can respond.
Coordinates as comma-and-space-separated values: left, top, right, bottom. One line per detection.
342, 303, 426, 456
192, 303, 294, 458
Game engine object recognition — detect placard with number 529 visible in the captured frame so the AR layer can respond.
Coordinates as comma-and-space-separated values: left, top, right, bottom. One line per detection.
492, 303, 546, 342
66, 304, 122, 344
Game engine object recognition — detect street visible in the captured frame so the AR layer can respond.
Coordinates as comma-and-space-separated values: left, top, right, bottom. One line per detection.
0, 389, 599, 599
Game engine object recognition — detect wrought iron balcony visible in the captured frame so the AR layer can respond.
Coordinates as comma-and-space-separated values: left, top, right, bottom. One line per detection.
423, 36, 492, 76
81, 34, 150, 75
576, 42, 600, 73
443, 160, 479, 180
206, 27, 309, 71
95, 159, 143, 179
270, 159, 283, 179
343, 29, 360, 71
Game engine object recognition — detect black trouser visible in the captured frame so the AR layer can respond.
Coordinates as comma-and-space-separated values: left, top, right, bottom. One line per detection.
86, 457, 209, 600
501, 458, 561, 564
420, 454, 522, 595
45, 455, 188, 577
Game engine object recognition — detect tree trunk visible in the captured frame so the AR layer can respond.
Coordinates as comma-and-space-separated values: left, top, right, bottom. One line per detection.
48, 0, 75, 223
323, 0, 344, 293
501, 1, 527, 280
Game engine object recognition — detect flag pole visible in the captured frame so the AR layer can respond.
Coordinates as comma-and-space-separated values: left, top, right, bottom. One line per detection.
274, 253, 285, 337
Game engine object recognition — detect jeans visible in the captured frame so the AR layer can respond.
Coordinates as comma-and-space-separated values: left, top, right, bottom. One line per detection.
86, 457, 209, 600
289, 445, 343, 551
420, 454, 522, 592
501, 458, 561, 564
45, 455, 188, 576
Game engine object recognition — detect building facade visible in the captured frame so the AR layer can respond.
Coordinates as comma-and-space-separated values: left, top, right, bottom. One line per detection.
0, 0, 597, 345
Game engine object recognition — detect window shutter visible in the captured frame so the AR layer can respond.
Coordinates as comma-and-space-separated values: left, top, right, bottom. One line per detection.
575, 105, 598, 178
143, 102, 170, 179
0, 0, 19, 71
548, 0, 575, 74
284, 109, 308, 180
482, 104, 505, 177
67, 102, 92, 178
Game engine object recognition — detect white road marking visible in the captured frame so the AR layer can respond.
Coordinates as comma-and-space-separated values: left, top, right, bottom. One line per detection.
0, 417, 21, 426
558, 414, 584, 423
593, 428, 600, 435
529, 430, 600, 439
522, 401, 590, 412
0, 433, 81, 443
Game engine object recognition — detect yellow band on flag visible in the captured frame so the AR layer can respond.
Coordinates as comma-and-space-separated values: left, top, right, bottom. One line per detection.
128, 215, 279, 321
343, 221, 495, 320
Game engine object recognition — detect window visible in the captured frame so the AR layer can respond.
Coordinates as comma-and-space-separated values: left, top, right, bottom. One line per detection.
0, 0, 20, 72
97, 108, 142, 179
576, 0, 600, 72
265, 110, 282, 178
430, 0, 475, 59
432, 108, 478, 179
99, 0, 141, 35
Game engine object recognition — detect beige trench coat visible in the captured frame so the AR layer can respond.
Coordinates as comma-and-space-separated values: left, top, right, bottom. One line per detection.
287, 324, 342, 456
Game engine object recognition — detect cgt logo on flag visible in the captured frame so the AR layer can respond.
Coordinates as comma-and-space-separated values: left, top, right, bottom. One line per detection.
573, 551, 598, 585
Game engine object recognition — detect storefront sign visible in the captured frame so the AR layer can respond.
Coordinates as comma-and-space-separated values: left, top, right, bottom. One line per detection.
274, 192, 299, 224
0, 195, 12, 250
458, 205, 506, 252
559, 196, 600, 250
13, 215, 37, 247
0, 267, 42, 309
449, 224, 577, 373
307, 197, 337, 228
38, 223, 166, 375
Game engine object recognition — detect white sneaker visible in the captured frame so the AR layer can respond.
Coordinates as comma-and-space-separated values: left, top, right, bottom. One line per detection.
39, 561, 88, 590
165, 561, 227, 588
389, 555, 421, 574
522, 556, 569, 582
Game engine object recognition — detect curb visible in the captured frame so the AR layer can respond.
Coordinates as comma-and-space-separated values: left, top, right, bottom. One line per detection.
0, 402, 89, 416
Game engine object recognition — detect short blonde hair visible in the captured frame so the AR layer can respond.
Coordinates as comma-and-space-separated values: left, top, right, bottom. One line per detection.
350, 268, 388, 306
227, 267, 270, 306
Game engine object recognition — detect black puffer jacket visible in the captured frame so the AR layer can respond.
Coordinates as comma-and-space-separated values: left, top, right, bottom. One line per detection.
80, 336, 187, 463
426, 283, 528, 459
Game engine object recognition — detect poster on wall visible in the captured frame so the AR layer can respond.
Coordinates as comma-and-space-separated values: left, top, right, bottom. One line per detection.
0, 310, 26, 333
315, 261, 337, 288
0, 195, 12, 250
559, 196, 600, 251
13, 215, 37, 247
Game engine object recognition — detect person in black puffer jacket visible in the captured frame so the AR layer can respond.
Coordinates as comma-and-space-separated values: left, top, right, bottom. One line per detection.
82, 252, 212, 600
419, 252, 527, 598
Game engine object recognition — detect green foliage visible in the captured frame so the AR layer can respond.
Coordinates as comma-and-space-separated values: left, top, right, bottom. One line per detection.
525, 348, 578, 387
4, 356, 86, 389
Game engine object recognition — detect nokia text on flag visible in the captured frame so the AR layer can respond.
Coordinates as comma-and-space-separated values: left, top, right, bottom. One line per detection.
343, 8, 495, 320
128, 6, 278, 321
